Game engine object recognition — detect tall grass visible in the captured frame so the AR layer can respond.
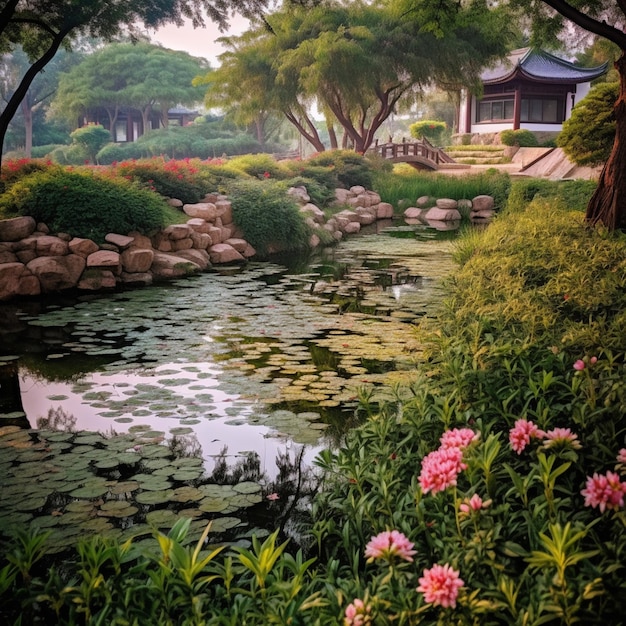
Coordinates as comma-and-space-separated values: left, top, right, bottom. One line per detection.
372, 167, 511, 211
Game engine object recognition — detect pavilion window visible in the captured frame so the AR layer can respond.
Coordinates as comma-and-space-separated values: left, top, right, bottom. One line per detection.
520, 98, 563, 123
477, 99, 514, 122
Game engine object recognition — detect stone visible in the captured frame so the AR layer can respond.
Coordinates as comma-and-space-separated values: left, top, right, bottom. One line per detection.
300, 203, 325, 223
472, 195, 495, 211
242, 243, 257, 258
186, 218, 212, 234
334, 188, 352, 204
287, 186, 310, 204
105, 233, 134, 249
152, 234, 173, 252
87, 250, 121, 275
167, 198, 183, 208
224, 238, 248, 253
57, 233, 72, 242
344, 222, 361, 234
171, 238, 194, 252
36, 222, 49, 234
356, 193, 373, 208
182, 202, 218, 220
354, 209, 376, 225
128, 232, 153, 249
121, 247, 154, 273
21, 235, 68, 257
163, 224, 193, 241
15, 249, 37, 264
416, 195, 431, 207
425, 219, 461, 231
151, 251, 201, 279
0, 251, 18, 264
69, 238, 99, 258
174, 249, 211, 270
78, 269, 117, 291
404, 207, 423, 219
0, 216, 36, 242
219, 226, 233, 241
471, 209, 496, 220
209, 243, 245, 264
350, 185, 366, 195
0, 263, 38, 300
309, 233, 321, 248
424, 207, 462, 222
436, 198, 459, 210
458, 199, 473, 212
26, 254, 86, 292
215, 200, 233, 224
203, 192, 220, 203
190, 232, 212, 250
207, 226, 223, 244
376, 202, 394, 219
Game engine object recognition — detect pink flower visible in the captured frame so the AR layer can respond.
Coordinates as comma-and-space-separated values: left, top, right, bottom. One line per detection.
543, 427, 582, 450
266, 493, 280, 501
590, 356, 598, 364
581, 471, 626, 512
509, 419, 545, 454
459, 493, 491, 514
439, 428, 479, 451
344, 598, 371, 626
364, 530, 416, 563
617, 449, 626, 464
419, 446, 465, 494
417, 563, 464, 608
573, 359, 586, 371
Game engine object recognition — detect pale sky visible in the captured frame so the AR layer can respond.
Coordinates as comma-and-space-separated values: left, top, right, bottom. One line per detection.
150, 15, 250, 67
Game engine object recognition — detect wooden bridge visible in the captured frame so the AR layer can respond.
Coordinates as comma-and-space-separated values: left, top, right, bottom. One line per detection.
368, 139, 455, 170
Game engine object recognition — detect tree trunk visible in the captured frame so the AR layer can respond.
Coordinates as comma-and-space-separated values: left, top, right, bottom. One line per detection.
586, 53, 626, 231
20, 97, 33, 158
327, 121, 338, 150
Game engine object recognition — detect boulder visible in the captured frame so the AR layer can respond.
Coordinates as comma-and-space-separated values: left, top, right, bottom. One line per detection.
376, 202, 394, 219
105, 233, 135, 249
300, 203, 325, 223
163, 224, 193, 241
87, 250, 121, 275
350, 185, 366, 195
186, 218, 212, 234
224, 238, 249, 254
69, 237, 99, 258
472, 195, 495, 211
416, 195, 431, 207
309, 233, 321, 248
207, 225, 223, 244
344, 221, 361, 234
171, 238, 194, 252
190, 232, 212, 250
182, 202, 218, 220
404, 207, 423, 219
0, 263, 40, 301
121, 247, 154, 273
21, 235, 68, 257
26, 254, 86, 292
287, 186, 310, 204
242, 243, 257, 258
0, 216, 36, 242
334, 188, 352, 204
209, 243, 245, 264
151, 251, 201, 279
436, 198, 458, 210
120, 272, 153, 286
174, 249, 211, 270
78, 269, 117, 291
167, 198, 183, 208
471, 209, 496, 220
0, 251, 18, 264
215, 200, 233, 224
128, 232, 153, 249
424, 207, 462, 222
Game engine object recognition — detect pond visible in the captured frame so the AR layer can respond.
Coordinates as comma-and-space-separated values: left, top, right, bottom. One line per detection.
0, 220, 458, 553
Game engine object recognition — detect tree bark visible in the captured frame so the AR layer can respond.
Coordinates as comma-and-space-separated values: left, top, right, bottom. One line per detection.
20, 97, 33, 157
585, 53, 626, 230
283, 108, 325, 152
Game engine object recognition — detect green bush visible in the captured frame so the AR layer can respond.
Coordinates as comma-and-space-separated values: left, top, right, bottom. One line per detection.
506, 178, 597, 213
409, 120, 447, 144
70, 124, 112, 164
558, 82, 618, 166
30, 144, 65, 159
280, 176, 336, 208
307, 150, 373, 189
500, 129, 539, 147
227, 179, 311, 256
48, 143, 89, 165
96, 141, 144, 164
0, 169, 168, 242
0, 158, 56, 196
225, 153, 289, 180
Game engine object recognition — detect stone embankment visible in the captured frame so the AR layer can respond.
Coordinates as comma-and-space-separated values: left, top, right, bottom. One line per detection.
403, 194, 496, 228
0, 186, 394, 302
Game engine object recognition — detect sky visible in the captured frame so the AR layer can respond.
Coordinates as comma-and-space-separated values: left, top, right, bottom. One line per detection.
150, 15, 250, 67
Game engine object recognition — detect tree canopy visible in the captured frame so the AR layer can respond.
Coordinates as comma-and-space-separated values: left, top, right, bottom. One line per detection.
200, 0, 513, 153
50, 42, 209, 138
0, 0, 273, 160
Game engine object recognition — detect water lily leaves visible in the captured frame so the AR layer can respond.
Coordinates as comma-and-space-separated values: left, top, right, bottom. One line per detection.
170, 486, 204, 503
198, 497, 229, 513
233, 482, 261, 495
146, 509, 178, 528
70, 482, 110, 499
135, 489, 174, 505
98, 501, 139, 518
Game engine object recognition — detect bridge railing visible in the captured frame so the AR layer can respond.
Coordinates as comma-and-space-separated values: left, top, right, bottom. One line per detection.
368, 139, 454, 166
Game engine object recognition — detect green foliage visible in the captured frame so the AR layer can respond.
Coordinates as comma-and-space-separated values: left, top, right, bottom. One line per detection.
47, 143, 89, 166
112, 158, 208, 203
409, 120, 447, 144
558, 82, 618, 166
0, 168, 167, 242
95, 141, 144, 164
227, 179, 311, 257
307, 150, 373, 189
0, 158, 55, 195
500, 129, 539, 147
373, 168, 511, 211
225, 153, 290, 180
506, 178, 597, 214
69, 124, 111, 164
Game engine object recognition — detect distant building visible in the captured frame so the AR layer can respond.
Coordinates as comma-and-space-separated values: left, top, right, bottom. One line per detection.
81, 106, 199, 142
458, 47, 608, 137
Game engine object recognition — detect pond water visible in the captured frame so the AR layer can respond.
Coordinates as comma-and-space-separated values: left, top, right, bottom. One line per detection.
0, 220, 457, 552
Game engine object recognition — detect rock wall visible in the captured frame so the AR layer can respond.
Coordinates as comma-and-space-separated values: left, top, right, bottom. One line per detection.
0, 186, 394, 302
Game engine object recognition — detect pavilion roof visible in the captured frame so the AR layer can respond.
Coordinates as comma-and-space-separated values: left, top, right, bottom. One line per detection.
481, 47, 608, 85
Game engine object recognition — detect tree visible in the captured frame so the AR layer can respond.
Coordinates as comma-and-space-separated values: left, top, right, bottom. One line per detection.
0, 0, 272, 166
69, 123, 110, 163
558, 81, 618, 166
527, 0, 626, 229
201, 0, 512, 154
51, 42, 209, 139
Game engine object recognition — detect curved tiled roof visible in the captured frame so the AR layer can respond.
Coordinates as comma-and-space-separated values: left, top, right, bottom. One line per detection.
482, 47, 608, 84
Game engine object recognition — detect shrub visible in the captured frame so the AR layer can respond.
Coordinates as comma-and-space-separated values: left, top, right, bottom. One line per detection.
409, 120, 447, 144
0, 169, 167, 242
227, 179, 311, 256
0, 158, 55, 195
500, 129, 539, 147
70, 124, 112, 164
112, 158, 207, 203
225, 153, 289, 180
30, 144, 65, 159
96, 142, 144, 164
558, 82, 618, 166
48, 143, 89, 165
307, 150, 373, 189
280, 176, 335, 208
506, 178, 596, 214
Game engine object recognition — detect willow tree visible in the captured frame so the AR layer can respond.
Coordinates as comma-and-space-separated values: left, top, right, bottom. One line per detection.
200, 0, 512, 154
0, 0, 271, 163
